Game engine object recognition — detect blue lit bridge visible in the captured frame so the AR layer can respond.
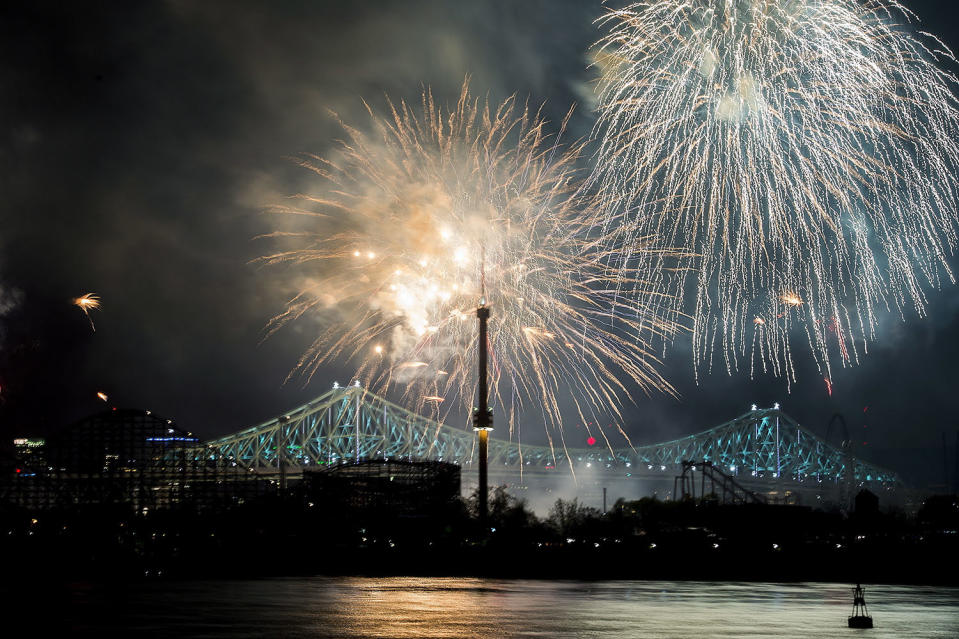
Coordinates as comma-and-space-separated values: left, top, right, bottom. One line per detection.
198, 385, 900, 494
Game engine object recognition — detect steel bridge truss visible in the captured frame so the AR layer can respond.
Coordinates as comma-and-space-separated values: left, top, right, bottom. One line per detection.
198, 386, 900, 487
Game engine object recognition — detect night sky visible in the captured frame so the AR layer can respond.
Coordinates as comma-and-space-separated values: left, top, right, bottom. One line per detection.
1, 0, 958, 488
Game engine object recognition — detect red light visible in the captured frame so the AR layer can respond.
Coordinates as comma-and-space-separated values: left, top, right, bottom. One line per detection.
15, 468, 21, 473
587, 436, 596, 446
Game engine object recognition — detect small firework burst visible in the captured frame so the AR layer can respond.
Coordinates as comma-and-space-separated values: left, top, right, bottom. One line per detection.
73, 293, 101, 331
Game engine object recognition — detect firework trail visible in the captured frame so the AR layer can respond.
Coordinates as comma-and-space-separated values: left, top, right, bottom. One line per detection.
590, 0, 959, 384
73, 293, 101, 331
261, 80, 680, 452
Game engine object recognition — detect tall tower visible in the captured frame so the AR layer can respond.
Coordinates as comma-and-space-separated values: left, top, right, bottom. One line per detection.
473, 301, 493, 522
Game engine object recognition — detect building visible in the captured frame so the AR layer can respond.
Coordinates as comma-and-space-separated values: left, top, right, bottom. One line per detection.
1, 408, 267, 512
302, 459, 461, 519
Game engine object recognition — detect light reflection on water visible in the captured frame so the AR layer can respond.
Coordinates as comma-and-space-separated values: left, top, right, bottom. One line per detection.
69, 579, 959, 638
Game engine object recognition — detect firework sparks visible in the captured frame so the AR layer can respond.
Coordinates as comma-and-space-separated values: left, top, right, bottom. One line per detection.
261, 80, 680, 449
73, 293, 101, 331
96, 391, 108, 402
780, 293, 803, 308
591, 1, 959, 384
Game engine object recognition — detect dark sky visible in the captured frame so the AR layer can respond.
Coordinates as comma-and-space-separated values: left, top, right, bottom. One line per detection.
1, 0, 957, 488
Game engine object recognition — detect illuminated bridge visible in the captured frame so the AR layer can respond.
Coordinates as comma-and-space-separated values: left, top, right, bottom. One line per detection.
199, 385, 900, 491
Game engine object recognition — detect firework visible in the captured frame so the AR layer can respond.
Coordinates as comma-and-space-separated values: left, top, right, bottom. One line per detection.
591, 1, 959, 383
73, 293, 101, 331
261, 80, 680, 450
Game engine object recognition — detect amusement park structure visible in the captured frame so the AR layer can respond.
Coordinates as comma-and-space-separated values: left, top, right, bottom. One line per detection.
198, 384, 901, 498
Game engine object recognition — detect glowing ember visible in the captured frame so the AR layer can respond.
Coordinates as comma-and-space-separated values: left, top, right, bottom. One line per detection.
73, 293, 101, 331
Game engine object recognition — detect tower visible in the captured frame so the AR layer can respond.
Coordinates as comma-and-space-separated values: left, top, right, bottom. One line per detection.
473, 301, 493, 522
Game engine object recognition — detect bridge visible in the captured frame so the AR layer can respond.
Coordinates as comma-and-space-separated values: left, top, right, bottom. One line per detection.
198, 384, 901, 491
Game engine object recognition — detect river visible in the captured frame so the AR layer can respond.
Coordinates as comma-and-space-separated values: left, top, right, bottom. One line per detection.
53, 579, 959, 637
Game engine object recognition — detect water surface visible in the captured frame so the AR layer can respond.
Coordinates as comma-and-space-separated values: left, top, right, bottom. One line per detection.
62, 579, 959, 638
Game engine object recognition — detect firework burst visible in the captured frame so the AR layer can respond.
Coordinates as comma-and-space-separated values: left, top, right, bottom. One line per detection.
591, 0, 959, 383
73, 293, 101, 331
261, 80, 680, 451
